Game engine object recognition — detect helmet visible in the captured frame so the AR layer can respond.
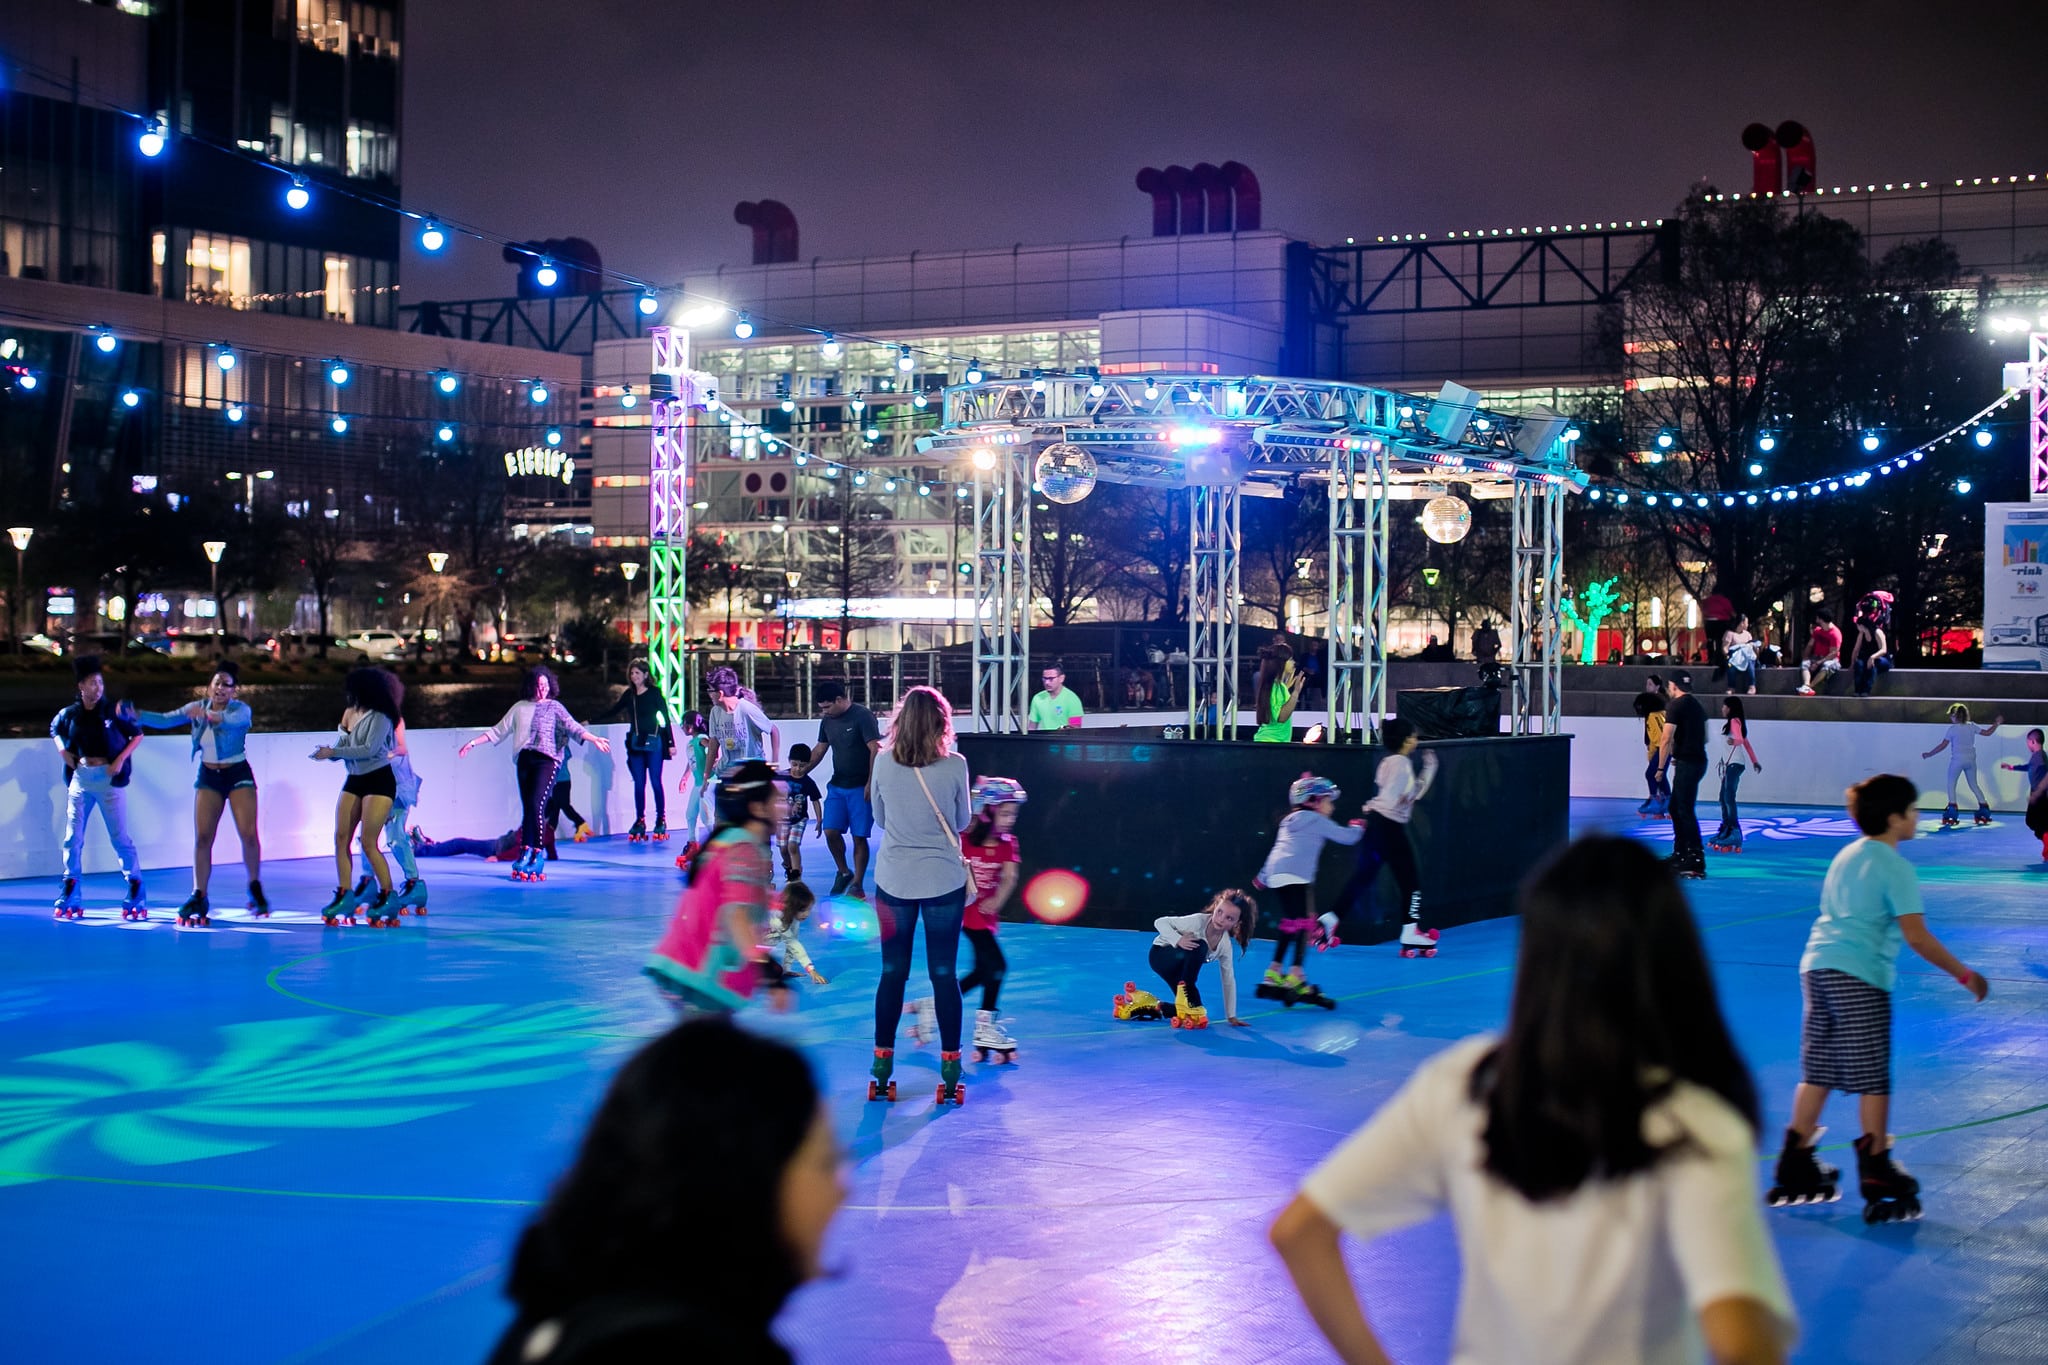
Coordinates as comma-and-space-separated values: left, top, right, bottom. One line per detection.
1289, 773, 1340, 807
971, 776, 1028, 815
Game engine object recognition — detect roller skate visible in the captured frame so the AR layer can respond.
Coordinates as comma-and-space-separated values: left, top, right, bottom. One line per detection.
1398, 923, 1441, 958
1708, 828, 1743, 853
246, 880, 271, 918
972, 1009, 1018, 1062
866, 1048, 897, 1102
361, 887, 403, 928
1255, 965, 1301, 1004
1940, 803, 1960, 828
1112, 982, 1164, 1021
1169, 983, 1209, 1029
394, 877, 429, 915
120, 877, 148, 922
1974, 805, 1993, 827
935, 1050, 966, 1107
573, 822, 592, 843
651, 818, 669, 843
175, 890, 211, 927
1855, 1134, 1922, 1224
1765, 1127, 1841, 1207
1292, 979, 1338, 1009
512, 848, 545, 881
52, 877, 84, 920
675, 840, 700, 873
902, 996, 935, 1046
319, 884, 358, 926
1637, 795, 1656, 815
1313, 911, 1342, 952
1647, 795, 1669, 819
627, 819, 648, 844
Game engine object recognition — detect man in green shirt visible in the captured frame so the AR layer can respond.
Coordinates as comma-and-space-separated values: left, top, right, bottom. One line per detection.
1029, 663, 1086, 731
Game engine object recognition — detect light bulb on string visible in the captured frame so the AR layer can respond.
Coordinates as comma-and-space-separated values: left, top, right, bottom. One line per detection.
733, 313, 754, 339
94, 331, 118, 355
15, 373, 36, 391
284, 178, 311, 212
330, 416, 349, 435
435, 371, 459, 395
897, 346, 914, 372
545, 428, 562, 447
913, 392, 928, 409
120, 389, 141, 408
965, 360, 984, 383
418, 220, 447, 253
637, 290, 659, 316
1957, 479, 1973, 495
1974, 429, 1994, 448
534, 259, 560, 289
1144, 381, 1160, 401
1655, 429, 1676, 450
226, 405, 244, 423
780, 396, 794, 413
1748, 462, 1764, 477
1756, 433, 1776, 453
215, 347, 237, 371
821, 334, 841, 359
529, 383, 549, 405
620, 389, 637, 408
137, 120, 167, 159
437, 424, 455, 443
1861, 432, 1881, 452
328, 362, 351, 386
850, 394, 865, 414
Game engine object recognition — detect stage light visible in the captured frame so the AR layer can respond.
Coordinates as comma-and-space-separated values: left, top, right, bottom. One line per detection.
120, 389, 141, 408
16, 373, 36, 390
328, 362, 351, 386
546, 428, 563, 446
437, 424, 455, 443
331, 416, 349, 435
216, 348, 237, 372
733, 312, 754, 339
284, 178, 311, 212
965, 359, 983, 383
1757, 433, 1776, 453
972, 448, 997, 471
1748, 462, 1764, 476
637, 290, 660, 316
674, 302, 726, 328
435, 371, 459, 395
1957, 479, 1973, 494
94, 331, 118, 355
137, 121, 167, 158
897, 346, 914, 372
534, 259, 560, 289
821, 334, 841, 359
1655, 429, 1676, 450
418, 220, 447, 253
1168, 426, 1223, 446
1562, 425, 1581, 442
1974, 429, 1994, 448
226, 405, 244, 423
1861, 432, 1881, 452
529, 383, 549, 404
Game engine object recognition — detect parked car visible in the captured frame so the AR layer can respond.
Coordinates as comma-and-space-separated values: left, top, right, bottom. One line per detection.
342, 630, 408, 662
265, 631, 347, 660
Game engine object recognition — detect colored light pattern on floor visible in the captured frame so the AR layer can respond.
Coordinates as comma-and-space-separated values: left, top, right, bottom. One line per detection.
0, 801, 2042, 1363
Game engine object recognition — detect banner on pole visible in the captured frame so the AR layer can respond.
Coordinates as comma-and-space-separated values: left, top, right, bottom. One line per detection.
1982, 502, 2048, 670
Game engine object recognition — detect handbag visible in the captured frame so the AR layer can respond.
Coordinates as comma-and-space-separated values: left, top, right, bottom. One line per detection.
911, 763, 979, 909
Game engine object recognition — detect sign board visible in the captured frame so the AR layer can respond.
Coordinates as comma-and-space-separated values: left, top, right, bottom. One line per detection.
1982, 501, 2048, 669
503, 446, 578, 486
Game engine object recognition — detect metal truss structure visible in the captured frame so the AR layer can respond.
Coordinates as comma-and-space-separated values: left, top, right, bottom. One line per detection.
919, 374, 1584, 740
2032, 333, 2048, 502
404, 288, 656, 352
1307, 226, 1667, 318
647, 327, 713, 707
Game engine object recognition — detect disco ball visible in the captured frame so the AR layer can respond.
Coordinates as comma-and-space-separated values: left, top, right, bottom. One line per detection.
1033, 443, 1098, 504
1421, 494, 1472, 544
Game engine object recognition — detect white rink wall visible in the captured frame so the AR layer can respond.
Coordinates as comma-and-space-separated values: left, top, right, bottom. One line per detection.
5, 709, 2031, 881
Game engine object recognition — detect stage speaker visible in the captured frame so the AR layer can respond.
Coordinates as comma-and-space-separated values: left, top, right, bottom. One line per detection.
1512, 407, 1569, 457
1425, 381, 1481, 444
1396, 685, 1501, 739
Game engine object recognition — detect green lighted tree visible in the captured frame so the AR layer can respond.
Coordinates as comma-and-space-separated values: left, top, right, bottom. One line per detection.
1560, 577, 1623, 663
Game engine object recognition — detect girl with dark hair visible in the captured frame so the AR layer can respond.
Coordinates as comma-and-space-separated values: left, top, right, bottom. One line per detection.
127, 659, 268, 924
1709, 698, 1762, 854
361, 718, 426, 914
1148, 888, 1255, 1028
1273, 836, 1793, 1365
675, 710, 715, 861
310, 668, 403, 926
957, 776, 1026, 1061
1323, 717, 1440, 958
867, 686, 973, 1105
645, 760, 785, 1013
460, 666, 611, 882
595, 657, 676, 842
487, 1017, 843, 1365
1634, 677, 1670, 817
1252, 641, 1304, 743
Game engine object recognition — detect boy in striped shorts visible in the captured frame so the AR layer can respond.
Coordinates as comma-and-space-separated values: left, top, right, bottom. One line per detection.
1768, 774, 1989, 1222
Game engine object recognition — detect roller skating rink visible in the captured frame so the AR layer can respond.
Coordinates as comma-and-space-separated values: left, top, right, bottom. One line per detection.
0, 798, 2042, 1362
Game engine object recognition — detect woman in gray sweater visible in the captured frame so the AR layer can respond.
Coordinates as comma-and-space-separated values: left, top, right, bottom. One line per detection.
311, 668, 403, 925
867, 686, 973, 1105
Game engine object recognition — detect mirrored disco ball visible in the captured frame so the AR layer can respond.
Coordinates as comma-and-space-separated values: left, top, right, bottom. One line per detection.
1421, 494, 1472, 544
1033, 443, 1098, 504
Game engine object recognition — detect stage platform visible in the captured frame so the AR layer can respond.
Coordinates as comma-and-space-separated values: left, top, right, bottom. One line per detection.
1, 802, 2042, 1363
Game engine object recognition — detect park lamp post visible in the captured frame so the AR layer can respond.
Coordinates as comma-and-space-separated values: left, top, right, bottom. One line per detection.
427, 552, 450, 657
7, 526, 31, 654
620, 561, 641, 645
784, 568, 803, 649
203, 540, 227, 653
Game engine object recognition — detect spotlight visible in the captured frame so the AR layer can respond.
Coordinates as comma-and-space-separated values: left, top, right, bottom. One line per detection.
734, 312, 754, 339
226, 405, 245, 423
972, 448, 997, 470
120, 389, 141, 408
330, 416, 349, 435
1756, 433, 1776, 453
284, 178, 311, 212
435, 371, 459, 395
436, 424, 455, 443
545, 428, 563, 447
328, 363, 351, 386
529, 383, 549, 404
1562, 425, 1581, 442
216, 348, 237, 372
821, 334, 841, 359
418, 220, 447, 253
637, 290, 660, 316
965, 360, 984, 383
1861, 432, 1881, 452
94, 331, 118, 355
1974, 429, 1994, 448
1655, 429, 1675, 450
137, 120, 167, 158
897, 346, 914, 372
673, 303, 726, 329
534, 259, 560, 289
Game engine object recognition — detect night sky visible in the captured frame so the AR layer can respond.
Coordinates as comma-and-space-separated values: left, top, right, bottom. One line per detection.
400, 0, 2043, 304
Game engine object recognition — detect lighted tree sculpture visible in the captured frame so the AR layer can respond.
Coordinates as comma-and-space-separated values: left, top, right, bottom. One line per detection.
1560, 576, 1623, 664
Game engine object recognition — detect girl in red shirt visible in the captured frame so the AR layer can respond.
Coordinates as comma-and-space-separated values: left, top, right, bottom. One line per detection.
962, 777, 1026, 1061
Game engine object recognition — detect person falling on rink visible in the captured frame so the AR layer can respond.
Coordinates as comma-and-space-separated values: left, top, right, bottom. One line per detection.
2000, 728, 2048, 860
1256, 774, 1364, 1007
1148, 889, 1254, 1028
1766, 774, 1988, 1224
644, 761, 789, 1015
1922, 703, 2003, 828
763, 881, 827, 988
1322, 717, 1441, 957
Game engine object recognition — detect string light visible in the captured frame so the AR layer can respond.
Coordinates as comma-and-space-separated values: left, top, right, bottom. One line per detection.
215, 348, 237, 372
734, 313, 754, 340
136, 120, 167, 159
226, 404, 244, 423
821, 335, 841, 359
437, 424, 455, 442
284, 178, 311, 212
529, 383, 550, 405
120, 389, 141, 408
545, 428, 563, 447
93, 331, 118, 355
897, 345, 914, 372
966, 360, 984, 383
330, 416, 349, 435
534, 259, 560, 289
328, 362, 351, 386
638, 290, 660, 316
435, 371, 459, 395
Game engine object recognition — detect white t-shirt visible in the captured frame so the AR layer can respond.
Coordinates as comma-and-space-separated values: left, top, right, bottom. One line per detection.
1944, 720, 1978, 762
1301, 1037, 1795, 1365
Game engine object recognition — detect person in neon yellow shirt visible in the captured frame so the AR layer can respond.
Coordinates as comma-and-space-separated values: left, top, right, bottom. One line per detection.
1029, 663, 1086, 731
1253, 642, 1306, 742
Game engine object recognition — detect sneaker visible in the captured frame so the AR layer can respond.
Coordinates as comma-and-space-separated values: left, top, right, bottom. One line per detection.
829, 870, 852, 897
408, 826, 429, 848
1795, 685, 1814, 696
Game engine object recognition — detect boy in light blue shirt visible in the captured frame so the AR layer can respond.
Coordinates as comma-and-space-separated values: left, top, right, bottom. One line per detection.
1767, 774, 1987, 1223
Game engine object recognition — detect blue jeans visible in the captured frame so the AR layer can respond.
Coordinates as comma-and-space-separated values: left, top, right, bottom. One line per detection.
627, 747, 666, 822
361, 801, 419, 882
1716, 763, 1745, 843
874, 885, 967, 1051
63, 769, 139, 880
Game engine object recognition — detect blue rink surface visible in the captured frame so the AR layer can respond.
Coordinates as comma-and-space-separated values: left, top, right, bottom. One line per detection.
2, 799, 2044, 1364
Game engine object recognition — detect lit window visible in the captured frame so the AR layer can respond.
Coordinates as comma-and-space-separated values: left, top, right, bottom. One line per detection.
185, 234, 251, 308
324, 256, 353, 322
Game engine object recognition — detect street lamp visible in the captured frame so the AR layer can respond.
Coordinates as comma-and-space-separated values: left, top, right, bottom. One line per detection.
7, 526, 31, 654
203, 540, 228, 653
621, 561, 641, 645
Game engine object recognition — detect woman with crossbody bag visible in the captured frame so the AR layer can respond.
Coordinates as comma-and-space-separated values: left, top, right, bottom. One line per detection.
866, 686, 975, 1105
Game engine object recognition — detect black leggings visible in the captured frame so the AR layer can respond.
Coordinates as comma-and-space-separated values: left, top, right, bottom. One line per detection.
959, 927, 1007, 1011
516, 749, 561, 852
1332, 812, 1422, 927
1149, 942, 1206, 1007
1269, 883, 1311, 967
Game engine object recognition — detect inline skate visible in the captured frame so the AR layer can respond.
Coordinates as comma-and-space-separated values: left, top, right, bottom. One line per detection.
394, 877, 429, 915
1854, 1134, 1922, 1224
935, 1050, 966, 1107
867, 1048, 897, 1102
53, 877, 84, 920
119, 877, 148, 922
1169, 983, 1209, 1029
651, 818, 669, 843
176, 890, 211, 927
972, 1009, 1018, 1062
245, 880, 271, 918
627, 820, 648, 844
1974, 805, 1993, 827
1112, 982, 1164, 1021
1398, 923, 1440, 959
1765, 1127, 1841, 1206
1940, 804, 1961, 828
